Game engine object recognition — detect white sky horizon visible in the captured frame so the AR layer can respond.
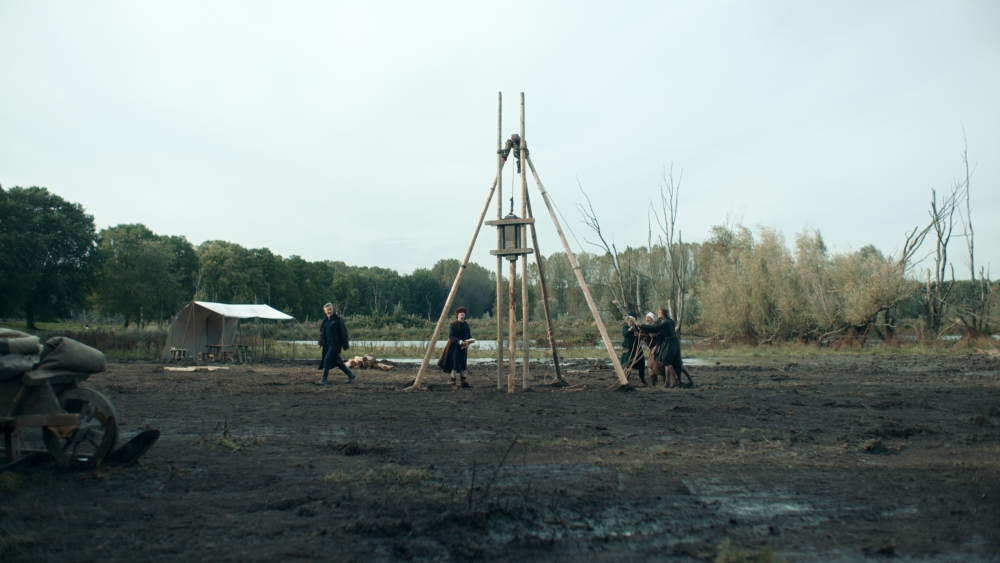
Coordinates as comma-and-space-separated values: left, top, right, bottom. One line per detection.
2, 1, 998, 279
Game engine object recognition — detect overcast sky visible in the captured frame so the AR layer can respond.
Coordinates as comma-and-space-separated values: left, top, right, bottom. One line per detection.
2, 1, 998, 278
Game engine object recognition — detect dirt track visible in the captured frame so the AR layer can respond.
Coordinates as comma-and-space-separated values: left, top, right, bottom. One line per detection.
2, 354, 999, 562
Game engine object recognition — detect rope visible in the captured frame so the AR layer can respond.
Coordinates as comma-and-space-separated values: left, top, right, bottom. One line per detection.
510, 161, 515, 215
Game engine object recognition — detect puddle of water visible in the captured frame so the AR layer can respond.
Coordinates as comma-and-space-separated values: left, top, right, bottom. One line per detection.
281, 338, 708, 351
381, 356, 743, 366
881, 506, 918, 517
684, 478, 823, 526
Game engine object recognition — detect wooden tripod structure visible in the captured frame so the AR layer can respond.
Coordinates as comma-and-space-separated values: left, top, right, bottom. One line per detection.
407, 93, 627, 392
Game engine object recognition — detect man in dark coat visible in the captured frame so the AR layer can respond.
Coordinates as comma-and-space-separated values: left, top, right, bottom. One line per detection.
437, 307, 472, 390
317, 303, 335, 370
632, 309, 691, 387
621, 313, 647, 386
317, 305, 355, 385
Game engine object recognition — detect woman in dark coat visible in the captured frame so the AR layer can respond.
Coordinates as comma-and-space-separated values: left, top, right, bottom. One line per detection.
317, 307, 355, 385
437, 307, 472, 389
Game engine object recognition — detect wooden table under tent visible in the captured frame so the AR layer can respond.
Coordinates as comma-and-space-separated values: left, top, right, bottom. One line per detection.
162, 302, 293, 363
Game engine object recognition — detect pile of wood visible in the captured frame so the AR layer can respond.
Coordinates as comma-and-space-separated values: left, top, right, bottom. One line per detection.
344, 355, 396, 371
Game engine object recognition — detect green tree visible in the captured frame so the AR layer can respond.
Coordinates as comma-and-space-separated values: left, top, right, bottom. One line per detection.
196, 241, 265, 303
429, 259, 495, 318
0, 186, 98, 329
329, 266, 411, 317
404, 268, 446, 320
283, 256, 337, 320
94, 224, 197, 327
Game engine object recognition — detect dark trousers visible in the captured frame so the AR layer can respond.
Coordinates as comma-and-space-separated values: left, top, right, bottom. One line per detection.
319, 345, 328, 369
323, 348, 352, 375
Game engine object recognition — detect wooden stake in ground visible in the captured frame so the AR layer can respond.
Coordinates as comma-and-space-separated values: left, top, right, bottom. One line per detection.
525, 154, 629, 386
409, 170, 502, 390
495, 92, 504, 391
519, 93, 530, 390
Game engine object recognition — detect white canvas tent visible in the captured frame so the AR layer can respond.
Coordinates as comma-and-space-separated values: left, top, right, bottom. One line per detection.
163, 301, 293, 361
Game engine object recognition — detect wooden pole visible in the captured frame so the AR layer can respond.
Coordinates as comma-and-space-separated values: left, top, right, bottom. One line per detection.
525, 193, 563, 382
408, 170, 501, 390
495, 92, 504, 391
508, 258, 516, 393
525, 155, 629, 386
519, 93, 530, 390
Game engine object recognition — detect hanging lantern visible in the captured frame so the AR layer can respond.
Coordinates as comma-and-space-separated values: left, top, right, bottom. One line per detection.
501, 213, 521, 251
487, 214, 534, 262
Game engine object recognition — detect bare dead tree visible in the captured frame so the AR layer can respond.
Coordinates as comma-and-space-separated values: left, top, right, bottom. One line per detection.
650, 164, 690, 334
576, 182, 638, 318
923, 185, 961, 336
954, 133, 993, 337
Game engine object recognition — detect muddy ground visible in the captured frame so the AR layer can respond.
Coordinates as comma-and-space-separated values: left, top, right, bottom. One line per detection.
2, 354, 998, 562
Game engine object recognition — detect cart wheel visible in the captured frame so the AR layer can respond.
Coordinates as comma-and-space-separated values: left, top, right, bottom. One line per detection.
43, 388, 119, 468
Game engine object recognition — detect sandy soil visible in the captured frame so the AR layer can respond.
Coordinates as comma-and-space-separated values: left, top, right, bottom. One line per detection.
2, 354, 998, 562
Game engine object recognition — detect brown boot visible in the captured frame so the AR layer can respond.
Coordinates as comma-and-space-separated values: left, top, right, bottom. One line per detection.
450, 379, 457, 390
461, 378, 473, 389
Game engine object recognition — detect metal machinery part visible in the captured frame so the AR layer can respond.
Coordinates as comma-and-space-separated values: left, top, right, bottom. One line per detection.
43, 387, 119, 468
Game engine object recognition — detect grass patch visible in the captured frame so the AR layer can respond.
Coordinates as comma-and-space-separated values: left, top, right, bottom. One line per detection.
200, 418, 265, 451
856, 439, 889, 454
517, 436, 613, 448
6, 318, 994, 361
687, 336, 1000, 359
323, 464, 431, 485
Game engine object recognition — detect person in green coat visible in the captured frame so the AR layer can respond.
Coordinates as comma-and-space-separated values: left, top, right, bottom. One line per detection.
620, 314, 647, 386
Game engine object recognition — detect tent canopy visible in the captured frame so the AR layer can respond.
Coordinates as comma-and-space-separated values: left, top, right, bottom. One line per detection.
193, 301, 293, 320
162, 301, 292, 360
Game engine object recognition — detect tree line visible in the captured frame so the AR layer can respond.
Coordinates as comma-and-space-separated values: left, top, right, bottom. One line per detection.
1, 186, 506, 328
2, 182, 995, 340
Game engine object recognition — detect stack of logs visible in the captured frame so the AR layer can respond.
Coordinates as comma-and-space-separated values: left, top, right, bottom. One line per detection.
343, 355, 395, 371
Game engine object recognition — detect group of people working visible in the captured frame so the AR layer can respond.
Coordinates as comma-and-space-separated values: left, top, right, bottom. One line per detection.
620, 309, 692, 387
313, 302, 689, 388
